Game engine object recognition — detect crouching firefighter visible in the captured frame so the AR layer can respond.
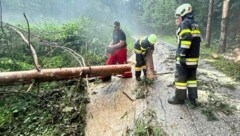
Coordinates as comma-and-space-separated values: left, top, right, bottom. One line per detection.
168, 3, 201, 106
134, 34, 157, 81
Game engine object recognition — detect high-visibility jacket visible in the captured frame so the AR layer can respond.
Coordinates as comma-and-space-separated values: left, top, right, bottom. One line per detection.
134, 37, 154, 55
176, 13, 201, 68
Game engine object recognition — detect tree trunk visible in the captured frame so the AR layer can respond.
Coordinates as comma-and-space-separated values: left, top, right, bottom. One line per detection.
233, 6, 240, 47
177, 0, 186, 4
0, 64, 131, 86
219, 0, 230, 53
145, 49, 155, 80
205, 0, 214, 48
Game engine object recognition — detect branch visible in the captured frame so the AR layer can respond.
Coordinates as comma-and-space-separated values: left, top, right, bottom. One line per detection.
9, 26, 41, 70
41, 41, 86, 67
23, 13, 41, 71
3, 22, 86, 67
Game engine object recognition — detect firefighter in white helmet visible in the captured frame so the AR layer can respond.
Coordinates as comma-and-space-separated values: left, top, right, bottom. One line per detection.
168, 3, 201, 106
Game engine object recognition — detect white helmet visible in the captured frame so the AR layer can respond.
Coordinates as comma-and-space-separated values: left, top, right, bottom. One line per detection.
175, 3, 192, 17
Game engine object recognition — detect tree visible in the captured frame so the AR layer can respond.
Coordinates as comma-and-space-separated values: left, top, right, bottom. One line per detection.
219, 0, 230, 53
205, 0, 214, 48
176, 0, 186, 4
228, 0, 240, 48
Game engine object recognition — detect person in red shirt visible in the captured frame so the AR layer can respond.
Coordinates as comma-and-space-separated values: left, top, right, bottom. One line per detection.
101, 21, 130, 81
106, 21, 127, 65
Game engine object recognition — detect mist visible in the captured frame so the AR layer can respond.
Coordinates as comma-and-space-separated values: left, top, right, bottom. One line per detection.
1, 0, 144, 35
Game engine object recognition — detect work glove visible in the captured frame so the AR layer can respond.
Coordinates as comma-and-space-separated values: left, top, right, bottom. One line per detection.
179, 57, 186, 66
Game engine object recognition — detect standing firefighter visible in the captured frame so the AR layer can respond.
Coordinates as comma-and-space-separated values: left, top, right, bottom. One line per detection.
168, 3, 201, 106
134, 34, 157, 81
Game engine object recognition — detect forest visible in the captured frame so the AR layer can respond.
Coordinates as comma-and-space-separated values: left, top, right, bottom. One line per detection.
0, 0, 240, 135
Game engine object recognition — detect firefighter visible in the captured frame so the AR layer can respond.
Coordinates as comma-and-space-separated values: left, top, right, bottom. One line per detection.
134, 34, 157, 81
101, 21, 129, 81
168, 3, 201, 106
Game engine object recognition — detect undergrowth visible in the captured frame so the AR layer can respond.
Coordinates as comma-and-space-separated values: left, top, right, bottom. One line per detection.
134, 78, 154, 99
0, 80, 89, 135
199, 93, 235, 121
130, 109, 167, 136
201, 45, 240, 81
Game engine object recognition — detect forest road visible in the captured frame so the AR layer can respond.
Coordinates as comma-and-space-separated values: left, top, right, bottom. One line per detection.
85, 40, 240, 136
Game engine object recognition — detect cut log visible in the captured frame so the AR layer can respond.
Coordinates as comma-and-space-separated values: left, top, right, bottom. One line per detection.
0, 64, 131, 86
145, 49, 155, 80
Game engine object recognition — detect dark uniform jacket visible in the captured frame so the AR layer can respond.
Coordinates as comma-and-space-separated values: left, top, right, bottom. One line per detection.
176, 12, 201, 68
134, 37, 154, 55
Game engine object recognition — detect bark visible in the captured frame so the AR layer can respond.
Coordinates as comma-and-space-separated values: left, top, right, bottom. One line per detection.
0, 64, 131, 86
219, 0, 230, 53
23, 13, 41, 71
145, 49, 155, 80
232, 8, 240, 47
177, 0, 186, 4
205, 0, 214, 48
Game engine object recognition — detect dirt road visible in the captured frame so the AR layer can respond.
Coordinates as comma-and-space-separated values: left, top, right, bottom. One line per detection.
85, 41, 240, 136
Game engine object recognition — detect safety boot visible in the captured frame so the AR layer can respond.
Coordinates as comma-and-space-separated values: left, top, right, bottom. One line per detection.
135, 71, 141, 81
188, 88, 198, 107
168, 89, 186, 105
189, 99, 197, 107
99, 76, 111, 82
142, 69, 146, 79
168, 97, 185, 104
136, 77, 141, 81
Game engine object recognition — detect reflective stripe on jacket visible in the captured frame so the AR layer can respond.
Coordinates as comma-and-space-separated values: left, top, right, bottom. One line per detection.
176, 13, 201, 68
134, 37, 153, 55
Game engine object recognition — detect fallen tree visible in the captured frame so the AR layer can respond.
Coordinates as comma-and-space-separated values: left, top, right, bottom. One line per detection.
0, 64, 131, 86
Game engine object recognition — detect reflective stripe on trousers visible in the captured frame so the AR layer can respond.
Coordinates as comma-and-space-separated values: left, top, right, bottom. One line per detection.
174, 66, 198, 100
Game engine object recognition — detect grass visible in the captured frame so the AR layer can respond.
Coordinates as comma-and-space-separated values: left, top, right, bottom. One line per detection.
201, 45, 240, 81
160, 35, 176, 45
210, 58, 240, 81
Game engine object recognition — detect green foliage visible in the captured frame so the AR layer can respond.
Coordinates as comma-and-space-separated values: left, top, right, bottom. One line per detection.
134, 78, 154, 99
83, 52, 106, 66
201, 45, 240, 81
133, 109, 167, 136
160, 35, 177, 46
0, 82, 89, 135
141, 78, 154, 86
41, 56, 65, 68
124, 29, 135, 56
201, 107, 218, 121
1, 17, 120, 71
211, 58, 240, 81
139, 0, 177, 35
134, 87, 147, 99
200, 93, 235, 121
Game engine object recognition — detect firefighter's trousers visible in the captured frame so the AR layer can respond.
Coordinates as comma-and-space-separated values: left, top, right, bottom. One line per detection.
174, 66, 198, 101
135, 53, 146, 78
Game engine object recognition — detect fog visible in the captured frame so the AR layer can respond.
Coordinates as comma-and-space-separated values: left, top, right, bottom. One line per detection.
1, 0, 144, 34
